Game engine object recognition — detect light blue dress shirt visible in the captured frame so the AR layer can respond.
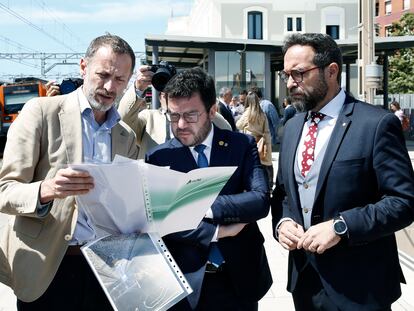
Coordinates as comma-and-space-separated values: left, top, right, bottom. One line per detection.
72, 89, 121, 244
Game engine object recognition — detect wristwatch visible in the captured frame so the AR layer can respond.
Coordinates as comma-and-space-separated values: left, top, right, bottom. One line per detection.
333, 215, 348, 237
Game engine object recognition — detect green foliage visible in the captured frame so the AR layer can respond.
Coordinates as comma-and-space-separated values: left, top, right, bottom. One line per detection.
388, 13, 414, 93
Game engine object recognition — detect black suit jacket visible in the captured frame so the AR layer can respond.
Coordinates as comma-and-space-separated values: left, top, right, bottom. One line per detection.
218, 101, 237, 131
271, 95, 414, 311
146, 126, 272, 309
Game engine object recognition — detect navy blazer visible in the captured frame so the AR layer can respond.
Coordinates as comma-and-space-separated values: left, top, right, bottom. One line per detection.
218, 101, 237, 131
271, 95, 414, 311
146, 126, 272, 309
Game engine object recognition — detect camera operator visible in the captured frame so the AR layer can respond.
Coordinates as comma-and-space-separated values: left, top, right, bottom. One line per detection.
45, 81, 61, 97
44, 78, 84, 97
118, 65, 232, 159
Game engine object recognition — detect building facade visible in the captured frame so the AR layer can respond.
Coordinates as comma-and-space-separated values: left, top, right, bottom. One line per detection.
375, 0, 414, 36
165, 0, 358, 103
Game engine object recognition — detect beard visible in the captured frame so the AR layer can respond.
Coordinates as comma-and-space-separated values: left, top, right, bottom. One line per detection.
174, 116, 212, 147
289, 75, 328, 112
86, 88, 124, 112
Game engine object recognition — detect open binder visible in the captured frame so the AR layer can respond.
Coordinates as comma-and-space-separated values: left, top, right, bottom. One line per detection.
71, 158, 236, 311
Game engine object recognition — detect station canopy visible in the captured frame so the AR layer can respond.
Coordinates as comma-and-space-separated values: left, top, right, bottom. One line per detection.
145, 34, 414, 70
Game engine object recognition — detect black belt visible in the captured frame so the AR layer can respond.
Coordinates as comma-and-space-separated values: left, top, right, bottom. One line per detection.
205, 262, 225, 274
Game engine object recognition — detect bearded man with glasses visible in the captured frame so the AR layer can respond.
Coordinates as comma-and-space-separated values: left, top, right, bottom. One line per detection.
271, 33, 414, 311
146, 67, 272, 311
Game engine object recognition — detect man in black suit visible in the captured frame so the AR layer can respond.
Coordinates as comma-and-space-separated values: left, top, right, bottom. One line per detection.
146, 68, 272, 310
272, 33, 414, 311
218, 87, 237, 130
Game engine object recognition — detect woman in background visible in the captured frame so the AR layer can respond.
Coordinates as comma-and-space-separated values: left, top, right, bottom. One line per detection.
236, 92, 273, 190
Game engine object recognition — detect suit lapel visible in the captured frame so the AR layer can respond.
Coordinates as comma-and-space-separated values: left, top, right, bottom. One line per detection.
210, 126, 231, 167
58, 92, 82, 163
314, 97, 354, 201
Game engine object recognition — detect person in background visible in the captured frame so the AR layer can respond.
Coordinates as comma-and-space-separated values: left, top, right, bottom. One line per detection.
230, 94, 245, 122
236, 92, 273, 190
271, 32, 414, 311
249, 87, 281, 145
217, 86, 237, 130
239, 89, 248, 107
146, 67, 272, 311
281, 96, 296, 125
277, 96, 297, 143
0, 34, 138, 310
390, 100, 405, 122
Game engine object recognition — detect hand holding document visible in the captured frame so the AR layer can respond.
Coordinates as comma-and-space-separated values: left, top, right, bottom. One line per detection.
69, 157, 236, 311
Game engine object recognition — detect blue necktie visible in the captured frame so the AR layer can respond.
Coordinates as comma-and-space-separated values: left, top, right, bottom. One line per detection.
194, 144, 224, 267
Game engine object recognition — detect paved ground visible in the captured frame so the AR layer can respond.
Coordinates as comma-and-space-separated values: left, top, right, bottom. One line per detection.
0, 147, 414, 311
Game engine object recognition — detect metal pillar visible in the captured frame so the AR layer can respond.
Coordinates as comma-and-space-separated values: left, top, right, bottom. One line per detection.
358, 0, 376, 104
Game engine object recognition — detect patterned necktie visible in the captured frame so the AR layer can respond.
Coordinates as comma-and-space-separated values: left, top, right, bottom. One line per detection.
301, 112, 325, 177
194, 144, 224, 267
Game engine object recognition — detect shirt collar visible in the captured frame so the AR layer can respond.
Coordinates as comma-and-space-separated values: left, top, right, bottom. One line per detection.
78, 87, 121, 130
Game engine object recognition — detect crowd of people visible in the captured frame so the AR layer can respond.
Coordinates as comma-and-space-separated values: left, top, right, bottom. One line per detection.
0, 32, 413, 311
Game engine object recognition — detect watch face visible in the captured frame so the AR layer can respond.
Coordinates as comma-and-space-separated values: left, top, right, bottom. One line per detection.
334, 220, 347, 235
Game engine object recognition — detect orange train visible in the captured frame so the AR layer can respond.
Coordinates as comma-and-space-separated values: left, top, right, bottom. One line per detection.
0, 80, 46, 136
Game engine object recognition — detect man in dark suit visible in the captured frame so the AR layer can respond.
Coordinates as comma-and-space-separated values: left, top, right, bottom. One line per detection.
146, 67, 272, 311
218, 86, 237, 130
271, 33, 414, 311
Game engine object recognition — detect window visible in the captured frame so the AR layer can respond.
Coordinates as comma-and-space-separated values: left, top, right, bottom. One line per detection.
326, 25, 340, 39
375, 0, 379, 16
385, 0, 392, 15
248, 11, 262, 39
404, 0, 410, 10
287, 17, 293, 31
296, 18, 302, 32
285, 15, 304, 33
385, 25, 393, 36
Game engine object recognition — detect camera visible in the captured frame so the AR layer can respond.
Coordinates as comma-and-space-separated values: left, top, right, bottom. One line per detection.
59, 78, 83, 95
149, 61, 176, 92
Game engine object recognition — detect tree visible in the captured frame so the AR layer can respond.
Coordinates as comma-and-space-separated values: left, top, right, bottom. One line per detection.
388, 13, 414, 93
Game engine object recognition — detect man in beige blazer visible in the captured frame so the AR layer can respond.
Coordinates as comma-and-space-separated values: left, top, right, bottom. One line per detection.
0, 34, 138, 310
118, 66, 232, 159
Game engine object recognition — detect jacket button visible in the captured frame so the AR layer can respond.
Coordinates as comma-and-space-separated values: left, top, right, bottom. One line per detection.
303, 183, 309, 189
64, 234, 72, 241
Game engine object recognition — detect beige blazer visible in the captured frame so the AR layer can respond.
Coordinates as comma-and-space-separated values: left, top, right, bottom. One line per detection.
0, 90, 138, 302
118, 86, 232, 159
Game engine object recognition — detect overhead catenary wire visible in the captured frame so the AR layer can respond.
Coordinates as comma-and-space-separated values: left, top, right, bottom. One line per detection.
0, 2, 77, 52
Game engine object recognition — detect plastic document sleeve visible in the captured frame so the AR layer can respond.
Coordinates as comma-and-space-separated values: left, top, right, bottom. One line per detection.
81, 232, 192, 311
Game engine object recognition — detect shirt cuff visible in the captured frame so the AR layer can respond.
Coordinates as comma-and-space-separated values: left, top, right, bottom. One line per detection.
275, 217, 294, 239
205, 208, 213, 219
36, 200, 52, 217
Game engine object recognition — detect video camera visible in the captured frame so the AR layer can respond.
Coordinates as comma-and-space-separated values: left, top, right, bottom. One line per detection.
59, 78, 83, 95
149, 61, 176, 92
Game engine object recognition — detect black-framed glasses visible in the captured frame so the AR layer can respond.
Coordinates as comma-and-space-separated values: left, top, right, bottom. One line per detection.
278, 66, 321, 84
166, 111, 204, 123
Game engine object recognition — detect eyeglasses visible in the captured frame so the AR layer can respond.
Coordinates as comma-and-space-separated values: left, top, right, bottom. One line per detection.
166, 111, 204, 123
278, 66, 321, 84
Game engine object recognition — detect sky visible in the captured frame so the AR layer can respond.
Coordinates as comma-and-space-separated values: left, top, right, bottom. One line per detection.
0, 0, 193, 81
